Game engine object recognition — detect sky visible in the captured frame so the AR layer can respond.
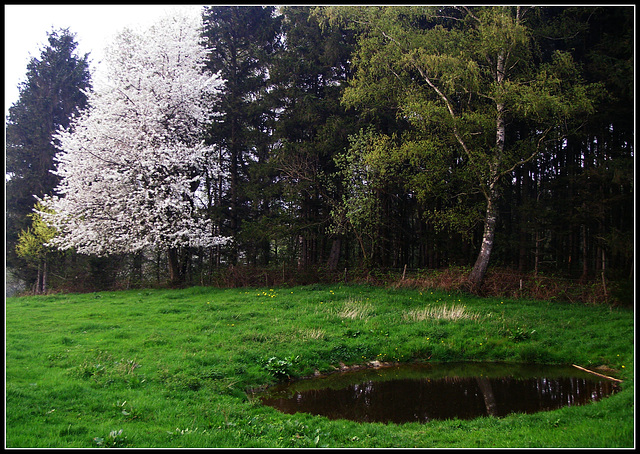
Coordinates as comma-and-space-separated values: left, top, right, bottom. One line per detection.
4, 4, 204, 117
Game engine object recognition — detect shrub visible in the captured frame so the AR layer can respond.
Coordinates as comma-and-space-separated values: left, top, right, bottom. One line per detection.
264, 355, 299, 380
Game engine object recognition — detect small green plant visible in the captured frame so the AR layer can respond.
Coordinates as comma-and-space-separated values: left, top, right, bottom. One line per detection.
167, 427, 202, 438
299, 328, 325, 340
94, 429, 127, 447
71, 359, 107, 380
114, 400, 142, 421
504, 326, 537, 342
264, 355, 299, 380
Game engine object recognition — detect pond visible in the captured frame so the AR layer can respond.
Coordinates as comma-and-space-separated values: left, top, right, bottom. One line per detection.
252, 362, 620, 424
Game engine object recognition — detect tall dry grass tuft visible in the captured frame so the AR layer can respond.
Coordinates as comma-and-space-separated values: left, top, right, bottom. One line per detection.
403, 303, 479, 322
335, 298, 374, 320
298, 328, 326, 340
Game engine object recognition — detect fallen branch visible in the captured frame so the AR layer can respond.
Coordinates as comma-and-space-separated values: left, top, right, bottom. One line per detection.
572, 364, 623, 383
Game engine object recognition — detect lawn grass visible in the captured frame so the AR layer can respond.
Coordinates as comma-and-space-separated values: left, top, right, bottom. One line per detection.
5, 284, 634, 448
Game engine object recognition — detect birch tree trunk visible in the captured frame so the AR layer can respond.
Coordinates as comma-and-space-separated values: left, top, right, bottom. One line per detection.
468, 185, 499, 289
467, 50, 506, 290
42, 260, 48, 294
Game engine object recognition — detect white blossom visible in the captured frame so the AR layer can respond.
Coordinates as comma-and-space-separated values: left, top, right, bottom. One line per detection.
40, 12, 230, 255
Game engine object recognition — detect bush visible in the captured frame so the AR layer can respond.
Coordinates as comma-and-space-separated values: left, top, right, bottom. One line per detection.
264, 355, 299, 380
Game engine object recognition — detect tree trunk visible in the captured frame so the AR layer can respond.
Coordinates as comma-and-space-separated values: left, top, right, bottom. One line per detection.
534, 229, 542, 275
34, 262, 42, 294
131, 251, 143, 288
42, 260, 48, 294
467, 47, 507, 291
580, 224, 588, 281
167, 248, 182, 286
467, 187, 499, 290
327, 238, 341, 271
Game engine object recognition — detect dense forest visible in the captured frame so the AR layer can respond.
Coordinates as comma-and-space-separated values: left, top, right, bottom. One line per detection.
5, 6, 634, 298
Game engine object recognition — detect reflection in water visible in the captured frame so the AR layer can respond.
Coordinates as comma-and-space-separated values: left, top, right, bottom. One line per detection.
256, 363, 620, 424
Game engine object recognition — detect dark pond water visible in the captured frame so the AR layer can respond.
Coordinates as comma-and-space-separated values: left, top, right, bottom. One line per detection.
253, 362, 620, 424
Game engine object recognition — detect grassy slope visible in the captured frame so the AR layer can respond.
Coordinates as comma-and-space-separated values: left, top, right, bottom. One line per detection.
5, 284, 634, 448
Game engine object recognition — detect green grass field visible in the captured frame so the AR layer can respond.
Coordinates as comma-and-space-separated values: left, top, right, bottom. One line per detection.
5, 284, 634, 447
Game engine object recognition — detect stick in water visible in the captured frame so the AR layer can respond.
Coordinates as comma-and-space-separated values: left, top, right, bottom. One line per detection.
572, 364, 623, 383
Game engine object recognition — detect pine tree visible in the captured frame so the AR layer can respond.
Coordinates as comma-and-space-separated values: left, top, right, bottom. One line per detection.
5, 28, 91, 279
271, 6, 357, 269
201, 6, 282, 264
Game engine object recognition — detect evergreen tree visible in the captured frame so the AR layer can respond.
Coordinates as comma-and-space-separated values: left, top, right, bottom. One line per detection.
501, 7, 634, 280
201, 6, 282, 265
5, 28, 91, 280
271, 6, 358, 269
566, 6, 633, 280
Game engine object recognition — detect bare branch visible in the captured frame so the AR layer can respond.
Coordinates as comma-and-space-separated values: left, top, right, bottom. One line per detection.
459, 6, 481, 23
498, 126, 553, 180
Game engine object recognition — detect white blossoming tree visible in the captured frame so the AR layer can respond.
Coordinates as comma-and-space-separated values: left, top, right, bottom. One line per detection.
40, 12, 229, 284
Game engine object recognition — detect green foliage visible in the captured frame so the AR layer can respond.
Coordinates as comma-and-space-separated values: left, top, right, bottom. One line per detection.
263, 355, 300, 380
331, 128, 412, 264
315, 5, 621, 286
201, 6, 282, 264
15, 202, 58, 263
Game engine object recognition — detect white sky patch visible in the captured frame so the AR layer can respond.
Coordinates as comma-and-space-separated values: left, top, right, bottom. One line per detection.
4, 4, 203, 117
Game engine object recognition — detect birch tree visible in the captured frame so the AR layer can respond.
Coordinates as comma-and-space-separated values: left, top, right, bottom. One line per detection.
319, 6, 597, 289
40, 12, 229, 284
